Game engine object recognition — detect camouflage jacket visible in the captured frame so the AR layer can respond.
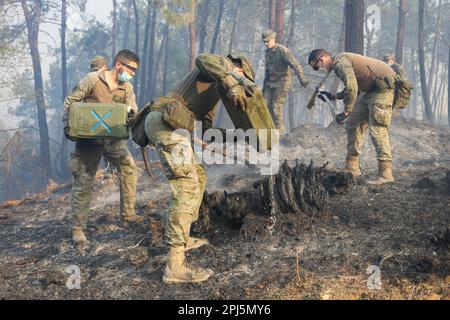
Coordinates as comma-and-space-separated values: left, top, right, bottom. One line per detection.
333, 52, 396, 113
152, 54, 254, 131
63, 70, 137, 125
263, 44, 306, 90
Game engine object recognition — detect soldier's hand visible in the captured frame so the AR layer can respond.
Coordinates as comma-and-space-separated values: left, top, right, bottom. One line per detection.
127, 107, 136, 120
300, 78, 309, 88
244, 84, 256, 97
227, 86, 248, 111
335, 111, 350, 125
318, 91, 336, 103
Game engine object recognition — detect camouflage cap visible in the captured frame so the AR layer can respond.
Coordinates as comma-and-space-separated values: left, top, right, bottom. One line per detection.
227, 54, 255, 82
90, 55, 108, 72
383, 53, 395, 62
262, 29, 276, 42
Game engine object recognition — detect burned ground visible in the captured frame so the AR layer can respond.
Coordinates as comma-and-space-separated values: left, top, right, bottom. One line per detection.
0, 117, 449, 300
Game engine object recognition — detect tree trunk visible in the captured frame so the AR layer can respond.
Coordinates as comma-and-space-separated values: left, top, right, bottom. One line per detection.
198, 0, 209, 53
60, 0, 69, 177
395, 0, 407, 64
448, 46, 450, 126
411, 49, 418, 119
112, 0, 117, 59
138, 0, 152, 106
269, 0, 276, 30
145, 5, 158, 101
228, 0, 241, 54
287, 0, 297, 131
163, 26, 170, 94
151, 24, 169, 99
428, 0, 442, 122
344, 0, 364, 54
275, 0, 285, 44
21, 0, 51, 183
189, 9, 197, 70
122, 0, 132, 49
131, 0, 139, 90
210, 0, 225, 54
418, 0, 433, 121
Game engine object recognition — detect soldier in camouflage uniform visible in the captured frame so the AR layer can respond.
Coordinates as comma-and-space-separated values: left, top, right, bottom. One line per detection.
145, 53, 257, 284
63, 50, 141, 245
88, 56, 119, 185
308, 49, 398, 185
262, 29, 309, 134
90, 55, 108, 72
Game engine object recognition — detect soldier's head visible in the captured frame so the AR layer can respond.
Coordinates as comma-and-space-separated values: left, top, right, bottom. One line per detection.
383, 53, 395, 66
113, 49, 140, 83
262, 29, 276, 49
90, 55, 108, 72
308, 49, 333, 72
227, 54, 255, 82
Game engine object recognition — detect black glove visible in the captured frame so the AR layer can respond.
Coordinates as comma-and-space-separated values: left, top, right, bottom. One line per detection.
318, 91, 336, 103
335, 112, 349, 125
227, 86, 248, 111
127, 108, 136, 121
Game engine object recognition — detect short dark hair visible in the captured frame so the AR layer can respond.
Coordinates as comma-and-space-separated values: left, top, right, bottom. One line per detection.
308, 49, 330, 65
115, 49, 140, 65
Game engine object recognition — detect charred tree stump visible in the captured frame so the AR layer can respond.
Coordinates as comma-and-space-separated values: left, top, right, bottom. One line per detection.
193, 160, 354, 236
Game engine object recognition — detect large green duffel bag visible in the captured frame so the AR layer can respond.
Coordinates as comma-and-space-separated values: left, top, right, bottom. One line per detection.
221, 88, 279, 153
66, 102, 130, 140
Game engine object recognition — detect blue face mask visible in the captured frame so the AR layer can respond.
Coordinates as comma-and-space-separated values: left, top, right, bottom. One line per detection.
119, 70, 133, 83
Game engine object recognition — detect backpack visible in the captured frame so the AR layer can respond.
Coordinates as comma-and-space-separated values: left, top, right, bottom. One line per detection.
128, 102, 153, 147
393, 78, 414, 109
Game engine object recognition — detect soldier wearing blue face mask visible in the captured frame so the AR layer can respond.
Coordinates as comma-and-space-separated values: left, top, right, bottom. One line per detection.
63, 49, 141, 245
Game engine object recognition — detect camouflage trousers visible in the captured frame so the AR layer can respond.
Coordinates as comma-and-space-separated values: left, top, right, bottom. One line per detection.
264, 86, 289, 135
70, 139, 137, 230
345, 89, 395, 162
144, 111, 207, 248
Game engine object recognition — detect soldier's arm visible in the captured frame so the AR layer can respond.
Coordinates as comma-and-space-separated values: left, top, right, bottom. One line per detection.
195, 53, 243, 95
263, 64, 269, 92
62, 74, 97, 125
125, 84, 138, 113
333, 56, 359, 113
195, 54, 236, 83
201, 104, 219, 133
281, 47, 308, 85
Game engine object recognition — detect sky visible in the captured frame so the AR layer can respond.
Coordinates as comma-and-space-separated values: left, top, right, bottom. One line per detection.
0, 0, 113, 127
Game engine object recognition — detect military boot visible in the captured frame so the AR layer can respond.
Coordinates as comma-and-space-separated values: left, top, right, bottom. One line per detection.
367, 161, 394, 186
185, 237, 209, 252
344, 155, 362, 177
162, 247, 213, 284
72, 228, 88, 245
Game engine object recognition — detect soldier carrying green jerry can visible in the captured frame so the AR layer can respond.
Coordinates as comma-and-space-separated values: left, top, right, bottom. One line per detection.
63, 49, 142, 245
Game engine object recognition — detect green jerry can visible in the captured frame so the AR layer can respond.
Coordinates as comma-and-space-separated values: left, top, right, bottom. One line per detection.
222, 88, 279, 153
67, 102, 129, 140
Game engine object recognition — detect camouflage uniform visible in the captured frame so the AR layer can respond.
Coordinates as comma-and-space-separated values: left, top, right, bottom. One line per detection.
145, 54, 249, 248
263, 43, 308, 134
333, 52, 397, 163
63, 71, 138, 231
90, 55, 108, 72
